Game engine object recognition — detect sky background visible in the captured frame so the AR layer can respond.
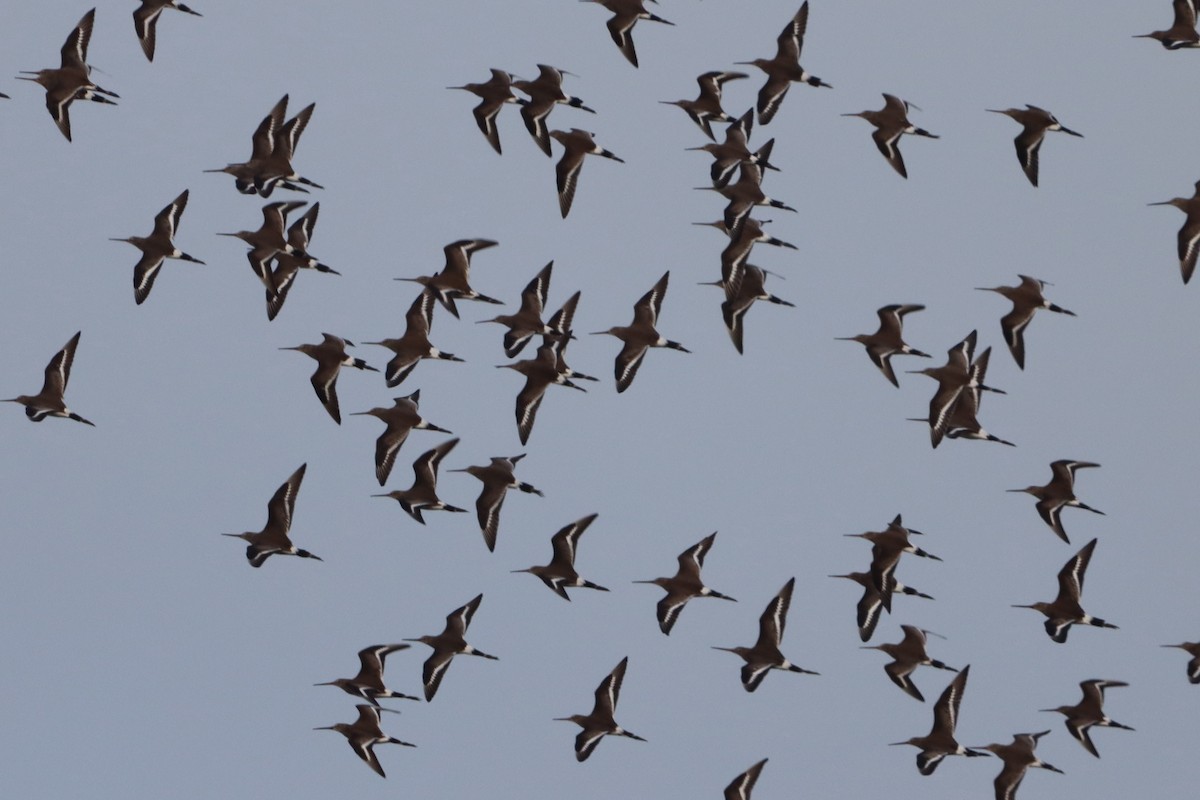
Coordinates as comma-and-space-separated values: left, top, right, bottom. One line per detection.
2, 1, 1198, 797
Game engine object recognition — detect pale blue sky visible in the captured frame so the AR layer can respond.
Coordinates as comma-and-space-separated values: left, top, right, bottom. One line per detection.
3, 2, 1197, 798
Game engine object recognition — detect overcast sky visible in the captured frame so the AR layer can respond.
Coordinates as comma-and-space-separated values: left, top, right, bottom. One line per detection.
3, 2, 1198, 798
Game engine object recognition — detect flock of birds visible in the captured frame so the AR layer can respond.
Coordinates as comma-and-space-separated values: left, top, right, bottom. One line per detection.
6, 2, 1200, 798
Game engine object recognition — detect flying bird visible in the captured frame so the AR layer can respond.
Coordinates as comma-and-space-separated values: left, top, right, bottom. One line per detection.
217, 200, 307, 295
581, 0, 673, 68
498, 343, 586, 445
373, 438, 466, 524
634, 531, 735, 635
861, 625, 957, 702
976, 274, 1075, 369
724, 758, 768, 800
550, 129, 624, 218
449, 453, 543, 551
661, 70, 747, 140
1134, 0, 1200, 48
351, 390, 452, 486
837, 304, 930, 387
396, 238, 503, 318
1148, 180, 1200, 284
1041, 679, 1133, 758
1012, 538, 1118, 642
555, 656, 645, 761
314, 704, 414, 778
988, 105, 1082, 187
513, 513, 609, 600
222, 463, 321, 567
972, 731, 1063, 800
133, 0, 202, 62
366, 291, 463, 387
478, 261, 557, 358
843, 93, 938, 178
713, 577, 818, 691
737, 2, 830, 125
1007, 459, 1103, 543
315, 644, 419, 706
448, 68, 524, 154
1161, 642, 1200, 683
111, 190, 204, 305
890, 665, 988, 774
17, 8, 119, 141
267, 202, 340, 320
4, 331, 93, 426
513, 65, 595, 156
404, 594, 497, 701
280, 333, 378, 424
593, 271, 689, 392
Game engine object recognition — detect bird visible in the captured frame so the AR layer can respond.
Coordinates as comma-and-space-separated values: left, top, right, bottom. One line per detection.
314, 704, 414, 778
581, 0, 673, 68
222, 463, 321, 567
837, 304, 930, 387
4, 331, 94, 426
267, 202, 340, 320
909, 330, 1005, 449
17, 8, 119, 141
449, 453, 543, 551
315, 644, 419, 706
1134, 0, 1200, 48
498, 343, 586, 445
724, 758, 768, 800
365, 291, 463, 387
513, 513, 609, 600
592, 271, 690, 393
111, 189, 204, 305
395, 238, 503, 318
1148, 180, 1200, 284
513, 65, 595, 156
477, 261, 557, 357
351, 390, 452, 486
372, 438, 466, 524
988, 106, 1082, 187
661, 70, 747, 140
1041, 679, 1133, 758
555, 656, 645, 761
252, 100, 322, 197
1013, 538, 1118, 643
404, 594, 497, 701
737, 2, 830, 125
976, 275, 1075, 369
890, 665, 988, 774
702, 264, 795, 354
843, 93, 938, 178
686, 108, 780, 189
828, 570, 933, 642
549, 128, 624, 218
634, 531, 735, 635
1007, 460, 1103, 544
700, 159, 795, 240
204, 95, 294, 195
713, 577, 818, 691
695, 217, 795, 289
448, 68, 524, 154
1161, 642, 1200, 683
133, 0, 202, 62
908, 366, 1015, 447
862, 625, 957, 702
217, 200, 307, 295
280, 333, 378, 425
972, 731, 1063, 800
845, 513, 941, 610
